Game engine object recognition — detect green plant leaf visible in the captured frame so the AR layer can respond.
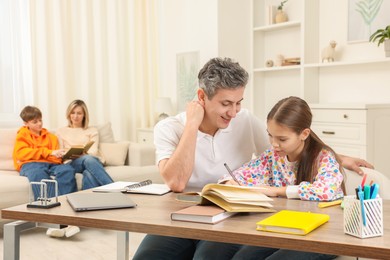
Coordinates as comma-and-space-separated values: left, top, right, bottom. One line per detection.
369, 26, 390, 46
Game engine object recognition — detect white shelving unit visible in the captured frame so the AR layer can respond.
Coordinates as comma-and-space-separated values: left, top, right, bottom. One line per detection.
248, 0, 390, 175
251, 0, 320, 119
304, 57, 390, 68
250, 0, 390, 119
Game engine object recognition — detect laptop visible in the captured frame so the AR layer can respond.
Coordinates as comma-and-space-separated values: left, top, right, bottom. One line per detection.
67, 192, 137, 212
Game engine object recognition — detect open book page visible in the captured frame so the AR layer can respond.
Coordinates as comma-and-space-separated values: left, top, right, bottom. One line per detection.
92, 181, 171, 195
201, 184, 273, 202
202, 193, 275, 213
206, 191, 273, 207
202, 184, 273, 203
177, 183, 275, 213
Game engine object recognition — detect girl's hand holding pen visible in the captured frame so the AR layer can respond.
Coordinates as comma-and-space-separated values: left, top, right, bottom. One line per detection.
223, 163, 242, 186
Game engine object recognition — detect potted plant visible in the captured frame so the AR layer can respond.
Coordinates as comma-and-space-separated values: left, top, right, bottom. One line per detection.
277, 0, 288, 10
275, 0, 289, 23
369, 25, 390, 57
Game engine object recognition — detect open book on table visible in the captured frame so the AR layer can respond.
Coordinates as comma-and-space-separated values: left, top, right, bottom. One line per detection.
176, 183, 275, 213
62, 141, 95, 160
92, 180, 171, 195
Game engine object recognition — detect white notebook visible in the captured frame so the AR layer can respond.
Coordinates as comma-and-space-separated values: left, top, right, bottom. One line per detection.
93, 181, 171, 195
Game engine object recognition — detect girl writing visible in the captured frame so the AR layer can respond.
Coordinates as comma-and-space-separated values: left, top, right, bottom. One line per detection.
225, 96, 342, 259
222, 96, 345, 201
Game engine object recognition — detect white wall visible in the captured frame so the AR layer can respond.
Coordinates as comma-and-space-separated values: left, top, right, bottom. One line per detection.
158, 0, 390, 110
157, 0, 218, 113
217, 0, 252, 109
318, 0, 390, 104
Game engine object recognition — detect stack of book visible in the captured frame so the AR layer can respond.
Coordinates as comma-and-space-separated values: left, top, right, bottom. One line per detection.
172, 184, 275, 224
282, 57, 301, 66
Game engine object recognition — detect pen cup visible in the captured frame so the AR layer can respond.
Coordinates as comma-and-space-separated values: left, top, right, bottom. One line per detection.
343, 195, 383, 238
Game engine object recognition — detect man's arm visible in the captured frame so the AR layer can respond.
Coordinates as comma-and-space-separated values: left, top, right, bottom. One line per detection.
339, 154, 374, 175
159, 101, 205, 192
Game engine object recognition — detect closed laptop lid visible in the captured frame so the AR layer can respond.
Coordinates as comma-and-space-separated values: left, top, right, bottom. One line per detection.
67, 192, 137, 212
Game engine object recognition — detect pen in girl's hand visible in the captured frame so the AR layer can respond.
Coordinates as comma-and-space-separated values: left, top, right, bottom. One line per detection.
223, 163, 241, 186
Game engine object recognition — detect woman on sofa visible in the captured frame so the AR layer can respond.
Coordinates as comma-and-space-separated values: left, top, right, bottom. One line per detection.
57, 99, 113, 190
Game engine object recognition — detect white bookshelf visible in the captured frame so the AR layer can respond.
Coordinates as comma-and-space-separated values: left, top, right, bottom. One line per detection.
249, 0, 390, 119
250, 0, 319, 119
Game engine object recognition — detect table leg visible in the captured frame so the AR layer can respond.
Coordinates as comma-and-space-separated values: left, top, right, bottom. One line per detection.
117, 231, 129, 260
4, 221, 129, 260
3, 221, 36, 260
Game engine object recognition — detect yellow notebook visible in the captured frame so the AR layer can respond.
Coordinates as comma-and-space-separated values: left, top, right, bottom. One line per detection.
256, 210, 330, 235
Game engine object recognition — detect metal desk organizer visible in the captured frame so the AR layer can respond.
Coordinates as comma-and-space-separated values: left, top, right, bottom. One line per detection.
27, 179, 61, 208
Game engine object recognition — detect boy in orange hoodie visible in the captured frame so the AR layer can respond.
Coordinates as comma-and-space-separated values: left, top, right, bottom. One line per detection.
13, 106, 77, 200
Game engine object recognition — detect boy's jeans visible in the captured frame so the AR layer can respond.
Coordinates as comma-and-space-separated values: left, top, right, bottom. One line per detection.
20, 162, 77, 200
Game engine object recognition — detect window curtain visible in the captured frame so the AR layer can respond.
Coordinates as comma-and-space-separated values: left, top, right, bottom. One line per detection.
29, 0, 160, 140
0, 0, 33, 126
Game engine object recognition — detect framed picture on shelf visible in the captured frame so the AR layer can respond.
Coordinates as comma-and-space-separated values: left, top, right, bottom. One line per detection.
176, 51, 199, 112
348, 0, 390, 43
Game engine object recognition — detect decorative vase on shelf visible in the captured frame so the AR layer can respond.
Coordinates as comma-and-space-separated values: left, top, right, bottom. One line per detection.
275, 10, 288, 23
275, 55, 284, 66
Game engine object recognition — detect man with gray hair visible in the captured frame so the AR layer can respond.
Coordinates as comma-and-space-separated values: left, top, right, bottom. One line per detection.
133, 57, 372, 259
134, 57, 263, 259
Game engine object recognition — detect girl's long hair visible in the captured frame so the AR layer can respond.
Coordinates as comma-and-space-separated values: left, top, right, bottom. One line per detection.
267, 96, 345, 192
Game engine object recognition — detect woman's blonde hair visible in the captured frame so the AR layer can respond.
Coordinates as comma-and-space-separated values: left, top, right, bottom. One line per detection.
66, 99, 89, 129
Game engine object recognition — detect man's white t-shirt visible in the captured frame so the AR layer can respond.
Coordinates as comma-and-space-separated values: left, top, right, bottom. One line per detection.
154, 109, 270, 188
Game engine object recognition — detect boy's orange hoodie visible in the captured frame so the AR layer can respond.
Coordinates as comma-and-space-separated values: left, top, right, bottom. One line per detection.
13, 126, 62, 171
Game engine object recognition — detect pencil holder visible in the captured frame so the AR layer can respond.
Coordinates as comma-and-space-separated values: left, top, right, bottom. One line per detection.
343, 195, 383, 238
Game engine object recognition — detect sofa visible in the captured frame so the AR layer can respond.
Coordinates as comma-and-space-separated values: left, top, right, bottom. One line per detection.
0, 123, 161, 224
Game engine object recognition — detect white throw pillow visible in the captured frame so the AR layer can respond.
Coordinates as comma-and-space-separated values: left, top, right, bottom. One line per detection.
96, 122, 115, 143
99, 142, 129, 166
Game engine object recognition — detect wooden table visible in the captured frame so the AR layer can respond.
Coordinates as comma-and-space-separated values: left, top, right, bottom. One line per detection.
2, 192, 390, 260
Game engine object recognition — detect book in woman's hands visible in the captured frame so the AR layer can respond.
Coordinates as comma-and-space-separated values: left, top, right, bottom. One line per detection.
177, 183, 275, 213
171, 205, 237, 224
62, 141, 95, 160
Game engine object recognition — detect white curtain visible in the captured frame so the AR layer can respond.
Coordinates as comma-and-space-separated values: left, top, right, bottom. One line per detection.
0, 0, 33, 126
29, 0, 160, 141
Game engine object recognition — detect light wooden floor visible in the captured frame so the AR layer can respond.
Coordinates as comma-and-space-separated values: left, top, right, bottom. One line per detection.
0, 225, 145, 260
